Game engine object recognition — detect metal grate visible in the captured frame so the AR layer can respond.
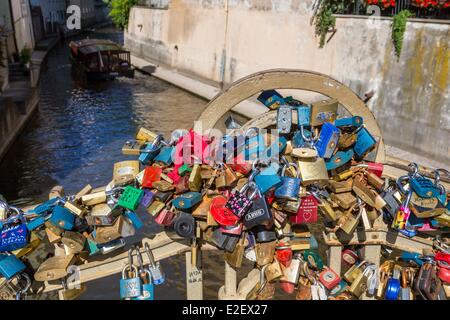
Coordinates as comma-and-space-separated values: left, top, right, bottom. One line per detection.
348, 0, 450, 19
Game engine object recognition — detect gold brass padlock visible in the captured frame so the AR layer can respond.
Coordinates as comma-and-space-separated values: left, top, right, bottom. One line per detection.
113, 161, 140, 186
135, 127, 158, 143
224, 233, 247, 269
255, 241, 276, 267
189, 164, 202, 192
80, 191, 107, 206
297, 158, 329, 186
310, 98, 338, 126
265, 259, 283, 282
61, 231, 86, 254
74, 184, 93, 202
34, 254, 76, 282
331, 192, 357, 210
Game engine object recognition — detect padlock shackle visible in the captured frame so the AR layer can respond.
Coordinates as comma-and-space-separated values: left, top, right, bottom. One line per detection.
144, 243, 157, 267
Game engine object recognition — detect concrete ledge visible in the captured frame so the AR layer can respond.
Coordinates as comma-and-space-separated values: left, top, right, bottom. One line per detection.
130, 54, 267, 120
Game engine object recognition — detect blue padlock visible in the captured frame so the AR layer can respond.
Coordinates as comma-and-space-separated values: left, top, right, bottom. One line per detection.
315, 122, 340, 159
26, 216, 46, 231
266, 136, 287, 159
399, 251, 424, 267
254, 162, 282, 195
49, 205, 75, 231
132, 270, 155, 300
275, 163, 301, 201
334, 116, 363, 128
0, 254, 26, 280
325, 149, 354, 171
0, 215, 29, 252
27, 197, 59, 215
385, 278, 401, 300
120, 264, 142, 299
292, 129, 312, 148
139, 144, 162, 165
87, 238, 100, 256
244, 128, 266, 162
257, 90, 285, 109
154, 146, 174, 165
410, 176, 441, 199
124, 211, 144, 230
172, 192, 202, 210
297, 105, 311, 127
354, 126, 377, 158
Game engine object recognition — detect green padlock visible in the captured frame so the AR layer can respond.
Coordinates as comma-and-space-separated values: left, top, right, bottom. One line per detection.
303, 249, 324, 270
178, 164, 192, 176
118, 186, 144, 211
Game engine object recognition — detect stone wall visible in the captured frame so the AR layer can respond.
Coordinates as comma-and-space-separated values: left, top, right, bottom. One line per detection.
125, 0, 450, 165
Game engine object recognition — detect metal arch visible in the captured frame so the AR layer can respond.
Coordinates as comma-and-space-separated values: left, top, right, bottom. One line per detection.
197, 69, 386, 163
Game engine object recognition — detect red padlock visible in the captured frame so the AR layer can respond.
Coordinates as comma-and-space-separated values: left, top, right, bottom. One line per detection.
435, 251, 450, 269
210, 195, 240, 226
276, 243, 292, 268
318, 267, 341, 290
290, 195, 318, 224
367, 162, 384, 177
438, 266, 450, 283
231, 154, 252, 175
279, 281, 295, 294
154, 207, 176, 226
341, 248, 358, 267
142, 166, 162, 188
219, 223, 243, 235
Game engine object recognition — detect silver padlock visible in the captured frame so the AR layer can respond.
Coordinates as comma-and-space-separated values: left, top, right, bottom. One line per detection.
277, 105, 292, 134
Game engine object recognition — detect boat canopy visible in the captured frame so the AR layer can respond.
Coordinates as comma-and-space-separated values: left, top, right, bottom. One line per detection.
70, 39, 128, 56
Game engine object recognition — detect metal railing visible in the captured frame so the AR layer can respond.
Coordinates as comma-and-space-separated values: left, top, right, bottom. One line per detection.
346, 0, 450, 19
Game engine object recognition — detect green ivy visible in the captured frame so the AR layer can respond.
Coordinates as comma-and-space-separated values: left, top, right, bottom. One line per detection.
392, 10, 412, 59
104, 0, 138, 30
314, 0, 356, 48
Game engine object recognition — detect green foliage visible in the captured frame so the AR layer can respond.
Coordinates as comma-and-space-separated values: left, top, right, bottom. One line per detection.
20, 47, 31, 66
392, 10, 412, 59
314, 0, 355, 48
104, 0, 138, 29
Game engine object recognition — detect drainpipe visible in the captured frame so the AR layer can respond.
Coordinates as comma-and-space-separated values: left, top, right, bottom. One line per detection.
219, 0, 229, 89
8, 0, 18, 61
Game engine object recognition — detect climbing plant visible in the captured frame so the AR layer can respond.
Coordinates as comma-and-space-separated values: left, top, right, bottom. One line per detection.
104, 0, 138, 29
313, 0, 356, 48
392, 10, 412, 59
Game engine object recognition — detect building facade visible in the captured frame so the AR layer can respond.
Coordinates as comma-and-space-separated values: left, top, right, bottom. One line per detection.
30, 0, 66, 34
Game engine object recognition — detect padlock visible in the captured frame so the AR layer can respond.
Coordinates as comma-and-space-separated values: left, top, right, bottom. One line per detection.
144, 243, 165, 285
153, 146, 174, 165
0, 254, 26, 280
255, 241, 276, 266
122, 140, 145, 155
338, 203, 363, 235
139, 136, 164, 165
341, 248, 358, 266
172, 192, 202, 210
80, 191, 107, 206
410, 192, 447, 218
274, 163, 301, 201
290, 194, 319, 224
352, 175, 386, 210
86, 203, 122, 226
353, 126, 377, 159
140, 189, 155, 209
303, 249, 324, 270
113, 161, 140, 186
188, 164, 202, 192
124, 211, 144, 230
392, 177, 413, 230
331, 192, 357, 210
318, 267, 341, 290
334, 116, 363, 128
210, 195, 240, 226
414, 262, 442, 300
277, 105, 292, 134
136, 127, 159, 143
118, 186, 144, 211
63, 201, 87, 217
225, 181, 260, 219
243, 188, 272, 230
297, 158, 329, 186
297, 105, 311, 127
410, 176, 441, 199
61, 231, 86, 254
209, 228, 239, 252
314, 122, 340, 159
344, 260, 367, 284
141, 166, 162, 188
279, 255, 302, 294
325, 149, 354, 171
224, 233, 247, 268
168, 212, 195, 239
120, 264, 142, 299
34, 254, 75, 282
94, 216, 128, 244
154, 206, 176, 226
257, 89, 285, 109
310, 98, 338, 126
49, 205, 76, 231
254, 163, 282, 195
385, 273, 401, 300
275, 243, 292, 268
244, 128, 267, 162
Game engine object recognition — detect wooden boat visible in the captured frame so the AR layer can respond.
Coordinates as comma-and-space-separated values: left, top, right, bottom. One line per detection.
69, 39, 135, 81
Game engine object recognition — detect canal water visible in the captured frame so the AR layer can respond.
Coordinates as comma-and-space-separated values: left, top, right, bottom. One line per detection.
0, 28, 296, 300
